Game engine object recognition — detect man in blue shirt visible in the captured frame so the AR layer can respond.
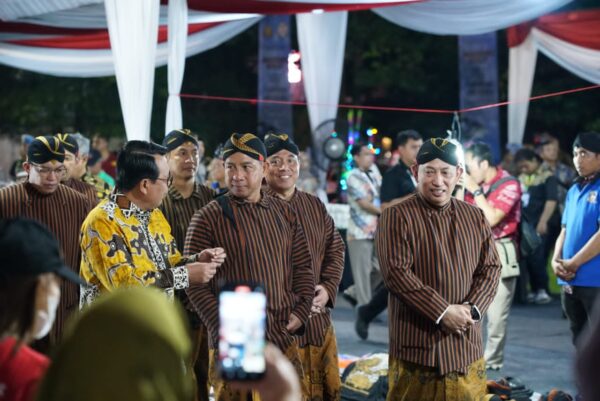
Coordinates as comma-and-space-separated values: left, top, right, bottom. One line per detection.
552, 132, 600, 345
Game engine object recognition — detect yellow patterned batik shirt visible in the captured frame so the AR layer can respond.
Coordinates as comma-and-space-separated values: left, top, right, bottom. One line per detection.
80, 193, 190, 307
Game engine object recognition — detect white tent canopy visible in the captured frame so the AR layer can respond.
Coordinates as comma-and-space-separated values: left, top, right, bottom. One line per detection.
0, 0, 574, 142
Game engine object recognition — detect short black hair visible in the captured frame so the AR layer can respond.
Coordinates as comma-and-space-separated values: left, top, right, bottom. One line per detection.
514, 148, 542, 164
351, 141, 370, 157
396, 130, 422, 148
466, 142, 495, 166
116, 140, 167, 192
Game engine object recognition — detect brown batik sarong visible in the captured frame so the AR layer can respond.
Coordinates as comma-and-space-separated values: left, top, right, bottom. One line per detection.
298, 325, 341, 401
387, 357, 495, 401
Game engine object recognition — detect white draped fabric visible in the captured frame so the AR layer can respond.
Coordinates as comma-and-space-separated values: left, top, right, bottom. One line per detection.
508, 28, 600, 144
507, 34, 537, 146
8, 4, 259, 30
534, 29, 600, 85
373, 0, 572, 35
0, 18, 261, 77
0, 0, 100, 21
165, 0, 188, 133
105, 0, 160, 141
297, 11, 347, 133
297, 11, 347, 184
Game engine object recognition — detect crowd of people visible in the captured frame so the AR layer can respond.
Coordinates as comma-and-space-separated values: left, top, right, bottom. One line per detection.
0, 127, 598, 401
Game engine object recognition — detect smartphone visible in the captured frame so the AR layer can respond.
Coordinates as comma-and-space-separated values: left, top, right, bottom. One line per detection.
218, 282, 267, 381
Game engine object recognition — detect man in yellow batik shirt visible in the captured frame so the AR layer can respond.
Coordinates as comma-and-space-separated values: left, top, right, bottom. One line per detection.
79, 140, 226, 306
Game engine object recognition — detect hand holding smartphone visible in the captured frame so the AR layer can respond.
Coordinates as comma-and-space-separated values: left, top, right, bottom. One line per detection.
218, 282, 267, 381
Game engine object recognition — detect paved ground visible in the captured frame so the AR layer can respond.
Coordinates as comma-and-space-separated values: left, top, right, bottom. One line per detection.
332, 296, 577, 396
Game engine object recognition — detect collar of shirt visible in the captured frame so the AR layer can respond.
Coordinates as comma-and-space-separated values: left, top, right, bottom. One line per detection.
263, 186, 298, 202
24, 181, 58, 200
109, 192, 151, 222
397, 159, 410, 171
575, 171, 600, 186
415, 191, 453, 214
227, 190, 271, 209
167, 182, 203, 201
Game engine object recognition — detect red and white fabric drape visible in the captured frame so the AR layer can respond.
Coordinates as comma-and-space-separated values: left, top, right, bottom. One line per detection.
0, 5, 261, 77
0, 3, 260, 140
507, 10, 600, 144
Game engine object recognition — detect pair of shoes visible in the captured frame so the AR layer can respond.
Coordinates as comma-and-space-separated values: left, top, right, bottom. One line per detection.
355, 305, 369, 340
534, 290, 552, 304
542, 389, 574, 401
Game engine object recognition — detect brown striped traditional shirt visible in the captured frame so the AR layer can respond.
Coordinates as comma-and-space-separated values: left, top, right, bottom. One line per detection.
160, 182, 216, 329
160, 183, 216, 251
0, 182, 92, 344
375, 193, 501, 375
184, 191, 315, 351
267, 188, 345, 347
63, 177, 98, 206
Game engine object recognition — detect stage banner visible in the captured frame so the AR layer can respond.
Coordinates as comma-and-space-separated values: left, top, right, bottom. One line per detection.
459, 32, 501, 162
258, 15, 293, 138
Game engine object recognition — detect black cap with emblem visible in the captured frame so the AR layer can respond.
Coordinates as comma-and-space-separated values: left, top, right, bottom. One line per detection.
416, 138, 458, 166
27, 136, 65, 164
222, 133, 266, 162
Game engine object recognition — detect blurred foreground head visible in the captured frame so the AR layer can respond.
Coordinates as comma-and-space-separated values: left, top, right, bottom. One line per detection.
37, 288, 193, 401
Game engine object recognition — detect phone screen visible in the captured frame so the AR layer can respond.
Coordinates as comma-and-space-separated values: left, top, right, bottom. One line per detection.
218, 283, 267, 380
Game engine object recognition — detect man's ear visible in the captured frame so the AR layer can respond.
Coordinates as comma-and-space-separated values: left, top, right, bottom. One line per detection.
139, 179, 150, 195
456, 165, 464, 181
261, 160, 268, 177
23, 161, 31, 174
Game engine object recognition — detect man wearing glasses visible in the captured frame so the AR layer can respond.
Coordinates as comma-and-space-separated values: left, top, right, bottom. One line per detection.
0, 135, 92, 351
79, 140, 226, 307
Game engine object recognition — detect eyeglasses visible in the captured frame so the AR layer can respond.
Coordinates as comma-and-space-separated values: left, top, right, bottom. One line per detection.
268, 157, 299, 168
30, 163, 67, 177
155, 175, 173, 186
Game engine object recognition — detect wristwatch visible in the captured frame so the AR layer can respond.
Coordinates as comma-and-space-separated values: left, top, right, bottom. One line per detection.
472, 187, 484, 198
466, 302, 481, 321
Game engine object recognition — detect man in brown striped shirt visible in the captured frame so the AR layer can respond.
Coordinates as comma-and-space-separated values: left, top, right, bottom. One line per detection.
264, 133, 345, 401
376, 138, 501, 401
55, 133, 98, 206
184, 133, 315, 401
160, 129, 216, 401
0, 136, 92, 351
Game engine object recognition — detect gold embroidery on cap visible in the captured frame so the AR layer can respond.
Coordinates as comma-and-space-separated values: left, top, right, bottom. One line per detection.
55, 133, 76, 151
431, 138, 449, 151
225, 133, 262, 158
36, 136, 64, 156
273, 134, 289, 141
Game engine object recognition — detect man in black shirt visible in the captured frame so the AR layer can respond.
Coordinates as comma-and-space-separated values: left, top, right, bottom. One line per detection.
380, 130, 423, 207
355, 130, 422, 339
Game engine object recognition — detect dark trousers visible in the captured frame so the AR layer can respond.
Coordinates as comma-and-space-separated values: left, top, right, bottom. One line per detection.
520, 234, 549, 293
338, 229, 354, 292
361, 283, 388, 323
561, 286, 600, 346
